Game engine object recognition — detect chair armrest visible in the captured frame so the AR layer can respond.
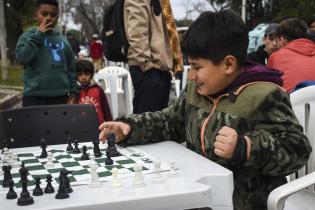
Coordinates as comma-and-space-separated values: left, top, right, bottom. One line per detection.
267, 172, 315, 210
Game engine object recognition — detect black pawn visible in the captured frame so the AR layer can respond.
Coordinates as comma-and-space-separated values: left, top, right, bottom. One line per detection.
33, 177, 43, 196
72, 140, 80, 154
39, 138, 48, 158
44, 175, 54, 193
105, 151, 113, 165
93, 141, 102, 157
66, 138, 73, 152
2, 164, 12, 187
6, 180, 17, 199
80, 145, 89, 160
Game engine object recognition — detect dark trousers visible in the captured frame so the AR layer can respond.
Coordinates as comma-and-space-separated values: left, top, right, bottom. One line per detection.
129, 66, 172, 114
22, 96, 68, 107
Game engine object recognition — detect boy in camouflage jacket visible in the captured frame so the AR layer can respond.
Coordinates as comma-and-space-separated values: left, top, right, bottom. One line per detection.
99, 10, 311, 210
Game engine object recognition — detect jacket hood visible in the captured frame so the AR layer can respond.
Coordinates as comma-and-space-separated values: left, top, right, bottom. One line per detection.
285, 38, 315, 56
211, 60, 283, 98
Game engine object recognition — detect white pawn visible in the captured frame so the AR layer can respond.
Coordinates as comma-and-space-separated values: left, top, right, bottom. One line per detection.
7, 151, 14, 166
3, 148, 9, 163
152, 158, 163, 184
45, 152, 54, 167
0, 159, 3, 175
133, 163, 145, 187
11, 153, 20, 168
111, 167, 121, 188
88, 161, 102, 188
168, 160, 178, 177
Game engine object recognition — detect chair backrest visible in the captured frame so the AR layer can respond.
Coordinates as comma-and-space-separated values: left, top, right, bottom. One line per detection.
0, 104, 99, 148
94, 66, 130, 93
290, 85, 315, 184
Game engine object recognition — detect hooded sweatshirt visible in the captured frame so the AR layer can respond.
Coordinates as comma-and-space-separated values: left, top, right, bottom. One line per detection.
268, 38, 315, 92
16, 27, 79, 97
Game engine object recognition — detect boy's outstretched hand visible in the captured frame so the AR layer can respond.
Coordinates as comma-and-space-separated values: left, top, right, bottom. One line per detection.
99, 121, 131, 144
214, 126, 238, 159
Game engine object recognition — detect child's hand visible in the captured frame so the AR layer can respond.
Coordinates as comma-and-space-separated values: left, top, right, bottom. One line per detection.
214, 126, 238, 159
99, 121, 131, 144
37, 19, 54, 33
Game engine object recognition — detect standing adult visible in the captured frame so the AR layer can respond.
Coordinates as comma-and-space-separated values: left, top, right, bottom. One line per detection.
268, 18, 315, 92
90, 34, 103, 72
124, 0, 183, 114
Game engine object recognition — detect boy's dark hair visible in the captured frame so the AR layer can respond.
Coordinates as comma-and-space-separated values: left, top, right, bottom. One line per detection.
275, 18, 307, 42
76, 60, 95, 76
36, 0, 58, 8
181, 10, 248, 68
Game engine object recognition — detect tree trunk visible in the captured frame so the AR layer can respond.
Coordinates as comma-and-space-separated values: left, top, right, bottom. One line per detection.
0, 0, 8, 80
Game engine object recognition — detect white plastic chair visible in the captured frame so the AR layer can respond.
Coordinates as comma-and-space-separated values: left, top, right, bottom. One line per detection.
94, 66, 133, 119
174, 65, 190, 98
268, 85, 315, 210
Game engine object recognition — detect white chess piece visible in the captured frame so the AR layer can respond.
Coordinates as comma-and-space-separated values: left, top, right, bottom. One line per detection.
88, 161, 102, 188
133, 163, 145, 187
111, 167, 121, 188
3, 148, 9, 163
7, 151, 14, 166
152, 158, 163, 184
45, 152, 54, 167
0, 159, 3, 175
11, 153, 20, 168
168, 160, 178, 177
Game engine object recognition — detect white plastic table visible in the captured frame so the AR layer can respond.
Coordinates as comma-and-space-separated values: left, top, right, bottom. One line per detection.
0, 141, 234, 210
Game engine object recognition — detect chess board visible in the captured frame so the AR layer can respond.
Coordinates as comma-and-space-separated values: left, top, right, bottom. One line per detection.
0, 143, 170, 190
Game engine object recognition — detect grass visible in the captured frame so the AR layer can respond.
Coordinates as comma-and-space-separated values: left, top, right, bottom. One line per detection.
0, 64, 23, 87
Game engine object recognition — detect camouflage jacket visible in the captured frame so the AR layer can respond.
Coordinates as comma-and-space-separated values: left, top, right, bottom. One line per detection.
119, 81, 311, 210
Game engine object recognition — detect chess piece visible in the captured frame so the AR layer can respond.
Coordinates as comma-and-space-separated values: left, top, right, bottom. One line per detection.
133, 164, 145, 187
80, 145, 90, 160
72, 140, 80, 154
17, 163, 34, 206
1, 140, 9, 154
3, 147, 9, 163
88, 161, 102, 188
44, 174, 55, 193
55, 169, 70, 199
11, 153, 20, 168
2, 164, 12, 187
152, 158, 164, 184
111, 167, 121, 188
33, 177, 43, 196
168, 160, 178, 177
6, 180, 17, 199
39, 138, 48, 158
0, 159, 3, 175
45, 152, 54, 167
93, 141, 102, 157
66, 137, 73, 152
106, 133, 120, 157
64, 172, 73, 193
105, 151, 113, 165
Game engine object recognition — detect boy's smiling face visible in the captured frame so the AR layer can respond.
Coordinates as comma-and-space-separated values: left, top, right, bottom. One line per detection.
188, 56, 238, 96
35, 4, 59, 28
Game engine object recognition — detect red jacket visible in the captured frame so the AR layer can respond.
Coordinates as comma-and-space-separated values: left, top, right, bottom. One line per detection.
90, 41, 103, 59
268, 38, 315, 92
78, 82, 112, 125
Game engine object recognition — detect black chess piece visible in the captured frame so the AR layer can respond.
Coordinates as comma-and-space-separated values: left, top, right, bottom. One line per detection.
33, 177, 43, 196
66, 137, 73, 152
2, 164, 12, 187
105, 151, 113, 165
64, 171, 73, 193
80, 145, 90, 160
106, 133, 120, 157
72, 140, 80, 154
1, 139, 8, 154
39, 138, 48, 158
6, 180, 17, 199
55, 169, 70, 199
44, 174, 55, 193
17, 163, 34, 206
93, 141, 102, 157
